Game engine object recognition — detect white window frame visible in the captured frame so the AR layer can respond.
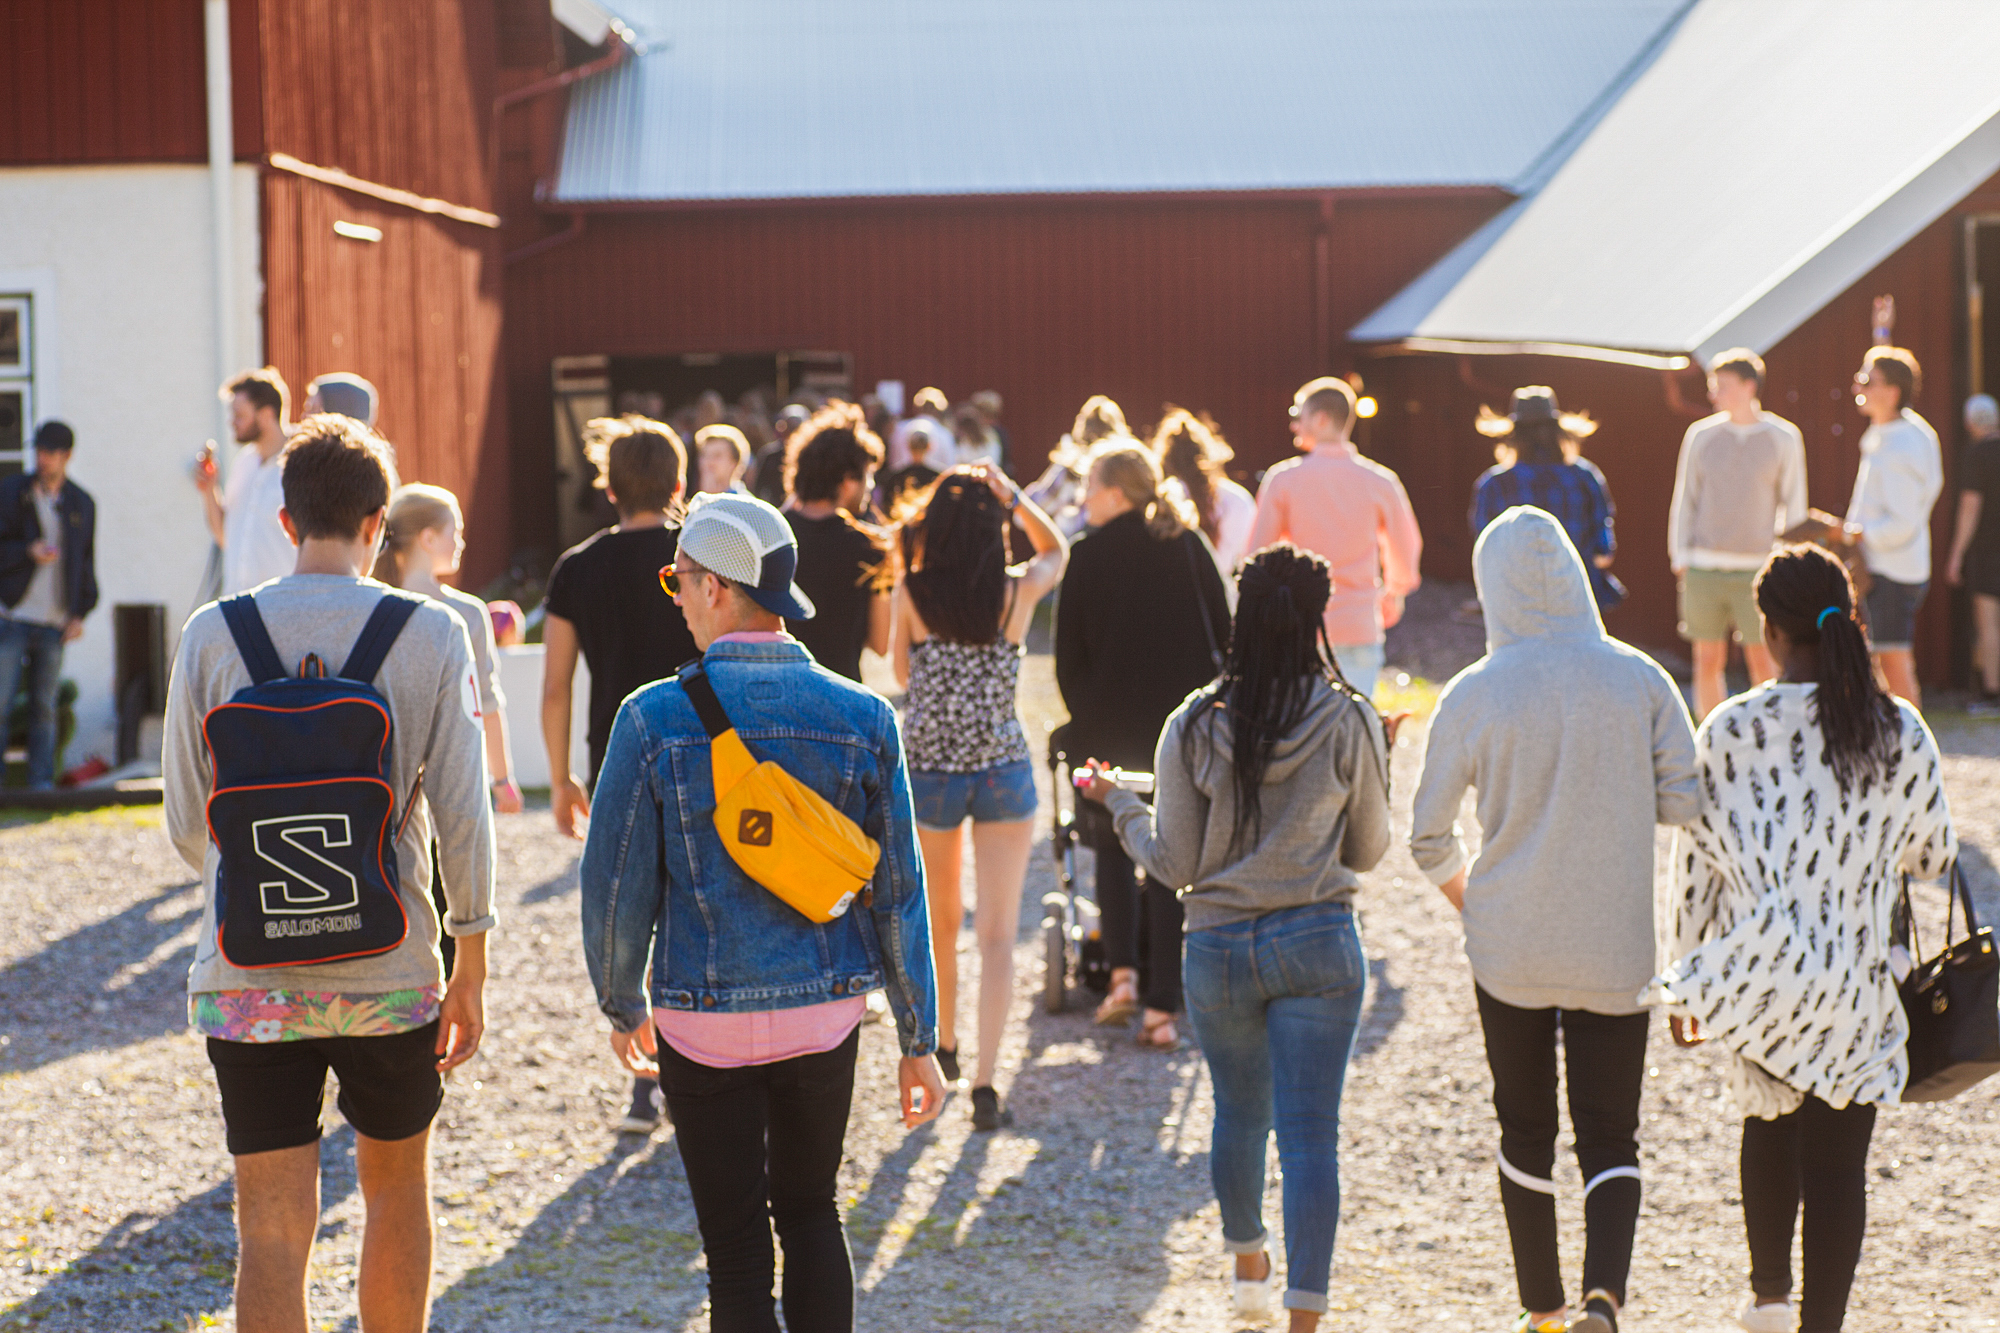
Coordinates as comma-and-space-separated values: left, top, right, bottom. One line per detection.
0, 270, 57, 482
0, 294, 31, 475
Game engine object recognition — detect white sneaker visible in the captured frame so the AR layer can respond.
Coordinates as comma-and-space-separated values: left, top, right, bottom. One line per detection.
1232, 1254, 1273, 1320
1736, 1296, 1795, 1333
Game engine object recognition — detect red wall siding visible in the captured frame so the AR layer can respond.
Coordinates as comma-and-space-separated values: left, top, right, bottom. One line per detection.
1365, 179, 1995, 681
0, 0, 262, 164
502, 192, 1504, 560
263, 174, 508, 582
255, 0, 497, 210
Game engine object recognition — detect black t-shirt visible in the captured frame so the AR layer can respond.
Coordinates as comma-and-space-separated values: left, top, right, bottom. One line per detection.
543, 525, 700, 778
1963, 434, 2000, 558
785, 512, 885, 682
881, 463, 940, 509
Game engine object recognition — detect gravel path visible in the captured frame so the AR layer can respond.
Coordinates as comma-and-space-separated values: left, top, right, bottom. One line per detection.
2, 655, 1998, 1332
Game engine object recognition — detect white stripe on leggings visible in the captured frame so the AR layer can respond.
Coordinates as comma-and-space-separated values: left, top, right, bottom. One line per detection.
1583, 1166, 1641, 1197
1497, 1150, 1556, 1195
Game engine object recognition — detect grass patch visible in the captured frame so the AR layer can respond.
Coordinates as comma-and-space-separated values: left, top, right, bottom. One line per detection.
1374, 673, 1442, 721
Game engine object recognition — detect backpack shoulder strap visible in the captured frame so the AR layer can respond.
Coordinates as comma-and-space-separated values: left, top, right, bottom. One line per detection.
339, 592, 425, 684
219, 594, 287, 686
677, 664, 733, 740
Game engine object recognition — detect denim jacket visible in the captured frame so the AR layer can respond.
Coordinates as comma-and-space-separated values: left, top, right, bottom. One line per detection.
580, 639, 937, 1056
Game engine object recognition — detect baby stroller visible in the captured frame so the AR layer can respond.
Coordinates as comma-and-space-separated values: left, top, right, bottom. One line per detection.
1042, 724, 1111, 1013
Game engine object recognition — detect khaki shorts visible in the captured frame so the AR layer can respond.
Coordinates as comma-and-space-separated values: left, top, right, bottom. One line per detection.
1678, 567, 1761, 643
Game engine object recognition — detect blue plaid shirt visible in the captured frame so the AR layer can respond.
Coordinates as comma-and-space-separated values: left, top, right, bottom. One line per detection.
1471, 460, 1623, 607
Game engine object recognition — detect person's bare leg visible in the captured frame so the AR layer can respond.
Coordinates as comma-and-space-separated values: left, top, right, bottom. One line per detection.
1288, 1308, 1320, 1332
1692, 640, 1728, 719
1876, 649, 1921, 710
1975, 594, 2000, 694
355, 1127, 435, 1333
967, 819, 1034, 1088
1743, 640, 1778, 688
233, 1142, 320, 1333
918, 825, 966, 1056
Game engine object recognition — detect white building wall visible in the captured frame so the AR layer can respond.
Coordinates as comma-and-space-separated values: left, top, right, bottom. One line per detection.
0, 163, 263, 769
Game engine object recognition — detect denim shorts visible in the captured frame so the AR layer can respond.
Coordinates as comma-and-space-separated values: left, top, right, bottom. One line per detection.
1862, 576, 1928, 651
909, 758, 1038, 830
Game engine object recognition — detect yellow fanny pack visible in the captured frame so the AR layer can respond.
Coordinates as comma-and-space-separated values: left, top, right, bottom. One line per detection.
680, 666, 881, 923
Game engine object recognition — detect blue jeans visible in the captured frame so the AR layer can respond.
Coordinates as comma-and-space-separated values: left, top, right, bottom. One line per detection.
0, 618, 64, 789
1183, 900, 1366, 1314
1330, 641, 1384, 701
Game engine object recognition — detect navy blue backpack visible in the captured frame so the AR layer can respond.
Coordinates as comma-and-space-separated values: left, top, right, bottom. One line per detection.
203, 591, 425, 969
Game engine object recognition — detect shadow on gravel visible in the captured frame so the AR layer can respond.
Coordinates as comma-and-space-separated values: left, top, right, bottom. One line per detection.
429, 1131, 705, 1332
2, 1176, 235, 1331
518, 863, 580, 907
0, 881, 201, 1077
1351, 955, 1406, 1061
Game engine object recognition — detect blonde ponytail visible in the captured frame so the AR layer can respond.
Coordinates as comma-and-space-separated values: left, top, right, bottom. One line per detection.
1087, 439, 1192, 540
372, 483, 459, 585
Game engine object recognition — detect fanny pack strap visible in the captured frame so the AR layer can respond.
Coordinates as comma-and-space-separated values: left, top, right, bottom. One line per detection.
679, 665, 733, 739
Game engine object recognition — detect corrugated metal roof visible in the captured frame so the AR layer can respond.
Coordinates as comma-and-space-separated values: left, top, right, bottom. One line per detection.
1352, 0, 2000, 359
550, 0, 1691, 203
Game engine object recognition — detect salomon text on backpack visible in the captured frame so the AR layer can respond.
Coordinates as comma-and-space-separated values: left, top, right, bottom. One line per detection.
203, 592, 425, 968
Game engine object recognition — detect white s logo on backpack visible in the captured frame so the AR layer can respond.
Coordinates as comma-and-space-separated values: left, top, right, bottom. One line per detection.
253, 814, 361, 915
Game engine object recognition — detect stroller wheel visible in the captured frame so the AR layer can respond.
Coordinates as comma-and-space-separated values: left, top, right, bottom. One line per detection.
1042, 916, 1068, 1014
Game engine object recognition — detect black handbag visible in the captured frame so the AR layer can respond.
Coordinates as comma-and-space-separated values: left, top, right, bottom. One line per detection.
1898, 864, 2000, 1103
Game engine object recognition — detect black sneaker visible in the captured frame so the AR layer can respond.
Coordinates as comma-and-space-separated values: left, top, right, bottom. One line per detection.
935, 1046, 961, 1083
970, 1085, 1013, 1132
1571, 1290, 1619, 1333
619, 1077, 662, 1134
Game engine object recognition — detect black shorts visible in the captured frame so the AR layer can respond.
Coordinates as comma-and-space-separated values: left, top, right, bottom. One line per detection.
206, 1020, 443, 1156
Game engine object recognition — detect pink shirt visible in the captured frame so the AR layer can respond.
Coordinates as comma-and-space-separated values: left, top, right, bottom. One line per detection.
1248, 442, 1422, 645
653, 626, 867, 1068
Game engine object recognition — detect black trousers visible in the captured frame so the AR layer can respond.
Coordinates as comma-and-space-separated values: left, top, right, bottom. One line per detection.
1475, 986, 1650, 1313
1093, 835, 1183, 1014
1741, 1095, 1877, 1333
657, 1025, 860, 1333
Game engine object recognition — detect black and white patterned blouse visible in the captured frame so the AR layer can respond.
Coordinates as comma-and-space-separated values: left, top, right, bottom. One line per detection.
1649, 683, 1955, 1117
903, 638, 1032, 773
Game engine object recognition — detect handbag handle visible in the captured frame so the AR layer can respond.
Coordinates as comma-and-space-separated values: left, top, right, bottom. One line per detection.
1182, 535, 1224, 672
1901, 861, 1981, 959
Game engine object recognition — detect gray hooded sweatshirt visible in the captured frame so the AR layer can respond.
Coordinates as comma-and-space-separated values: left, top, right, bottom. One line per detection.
1106, 675, 1390, 931
1409, 506, 1698, 1014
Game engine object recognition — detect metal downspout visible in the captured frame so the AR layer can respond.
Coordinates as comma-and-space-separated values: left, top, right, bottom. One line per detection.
204, 0, 236, 440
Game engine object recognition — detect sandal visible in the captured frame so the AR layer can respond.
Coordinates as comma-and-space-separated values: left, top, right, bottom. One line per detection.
1137, 1011, 1181, 1049
1094, 972, 1139, 1026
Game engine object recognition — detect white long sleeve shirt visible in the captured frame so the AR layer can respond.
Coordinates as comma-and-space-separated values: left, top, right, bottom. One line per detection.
1845, 409, 1943, 585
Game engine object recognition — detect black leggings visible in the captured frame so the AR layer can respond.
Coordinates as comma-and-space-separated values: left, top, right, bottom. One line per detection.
1741, 1096, 1877, 1332
657, 1025, 860, 1333
1476, 986, 1650, 1313
1093, 836, 1183, 1013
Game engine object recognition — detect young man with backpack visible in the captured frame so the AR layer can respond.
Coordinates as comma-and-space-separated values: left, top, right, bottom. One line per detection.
164, 415, 496, 1333
581, 491, 942, 1332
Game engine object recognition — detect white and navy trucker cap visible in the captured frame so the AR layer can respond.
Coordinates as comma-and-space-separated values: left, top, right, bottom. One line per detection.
678, 491, 817, 620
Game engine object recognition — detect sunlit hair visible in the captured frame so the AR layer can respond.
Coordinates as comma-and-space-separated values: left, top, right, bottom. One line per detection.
1753, 544, 1901, 792
1071, 395, 1128, 446
223, 365, 290, 420
695, 423, 750, 469
1150, 406, 1234, 544
371, 483, 459, 585
583, 414, 686, 517
1182, 543, 1367, 853
786, 401, 885, 504
279, 414, 399, 542
1087, 440, 1193, 541
1708, 347, 1765, 392
1863, 345, 1921, 409
1475, 403, 1597, 466
1292, 376, 1357, 432
898, 471, 1007, 645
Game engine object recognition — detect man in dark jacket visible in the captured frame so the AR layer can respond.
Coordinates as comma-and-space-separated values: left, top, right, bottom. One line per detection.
0, 421, 98, 788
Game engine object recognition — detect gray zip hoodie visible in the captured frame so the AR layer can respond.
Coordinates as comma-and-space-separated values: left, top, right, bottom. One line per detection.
1105, 675, 1390, 931
1409, 506, 1697, 1014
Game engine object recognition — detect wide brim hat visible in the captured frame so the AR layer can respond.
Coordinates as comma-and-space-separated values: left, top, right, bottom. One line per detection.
678, 492, 817, 620
1475, 385, 1597, 439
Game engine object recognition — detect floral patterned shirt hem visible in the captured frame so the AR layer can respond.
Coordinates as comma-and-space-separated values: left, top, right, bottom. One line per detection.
190, 986, 444, 1044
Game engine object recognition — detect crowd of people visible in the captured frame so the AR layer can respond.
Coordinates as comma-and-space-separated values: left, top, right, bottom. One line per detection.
152, 344, 1982, 1333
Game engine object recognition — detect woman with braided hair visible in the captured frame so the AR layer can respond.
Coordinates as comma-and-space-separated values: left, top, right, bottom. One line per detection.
1083, 542, 1391, 1329
1652, 543, 1955, 1333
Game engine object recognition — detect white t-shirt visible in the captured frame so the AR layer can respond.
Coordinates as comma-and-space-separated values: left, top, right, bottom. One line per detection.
8, 487, 65, 626
221, 445, 296, 596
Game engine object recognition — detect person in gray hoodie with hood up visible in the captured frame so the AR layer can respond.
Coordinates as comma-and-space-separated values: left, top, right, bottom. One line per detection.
1410, 505, 1697, 1333
1084, 543, 1391, 1330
